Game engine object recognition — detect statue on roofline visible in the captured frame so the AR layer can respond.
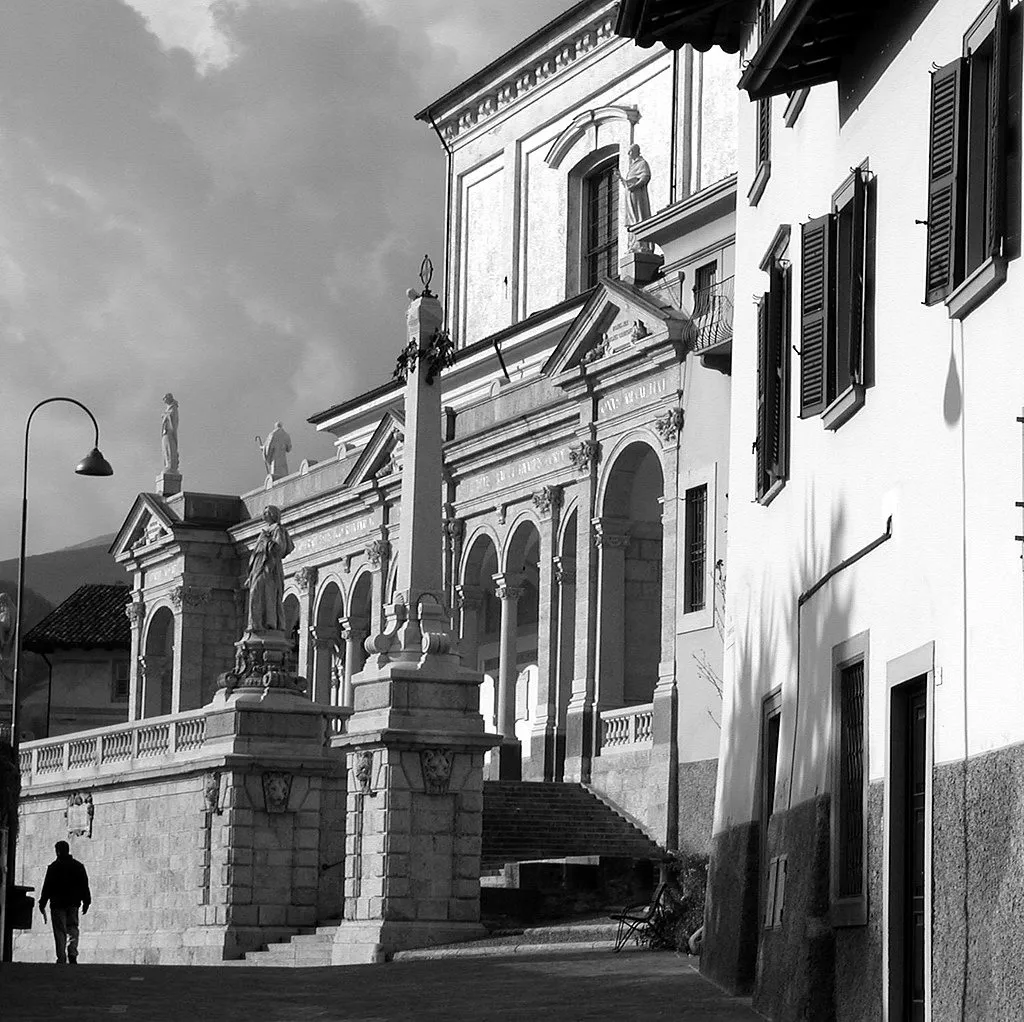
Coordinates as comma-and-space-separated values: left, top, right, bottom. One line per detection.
161, 393, 179, 473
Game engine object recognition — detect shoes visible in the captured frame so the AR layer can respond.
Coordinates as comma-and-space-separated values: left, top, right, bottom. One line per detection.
68, 958, 78, 965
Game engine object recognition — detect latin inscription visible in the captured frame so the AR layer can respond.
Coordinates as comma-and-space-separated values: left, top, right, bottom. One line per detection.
459, 450, 564, 500
599, 374, 670, 419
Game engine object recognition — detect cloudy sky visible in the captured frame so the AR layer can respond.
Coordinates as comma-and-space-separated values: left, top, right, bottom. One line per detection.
0, 0, 578, 560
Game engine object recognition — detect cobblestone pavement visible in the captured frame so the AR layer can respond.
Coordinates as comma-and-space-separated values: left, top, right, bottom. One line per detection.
3, 952, 765, 1021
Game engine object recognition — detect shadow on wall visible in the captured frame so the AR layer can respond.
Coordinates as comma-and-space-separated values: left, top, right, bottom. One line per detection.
705, 484, 864, 1015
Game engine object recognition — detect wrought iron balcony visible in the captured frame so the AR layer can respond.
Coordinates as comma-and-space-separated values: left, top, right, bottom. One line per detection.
691, 274, 734, 351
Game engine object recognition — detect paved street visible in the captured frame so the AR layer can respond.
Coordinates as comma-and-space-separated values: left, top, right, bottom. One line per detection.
3, 951, 764, 1021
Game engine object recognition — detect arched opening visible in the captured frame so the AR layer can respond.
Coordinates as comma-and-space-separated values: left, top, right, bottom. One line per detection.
553, 509, 578, 779
313, 582, 343, 705
344, 571, 373, 703
599, 442, 664, 710
503, 520, 541, 772
459, 533, 500, 768
283, 593, 301, 674
141, 607, 174, 718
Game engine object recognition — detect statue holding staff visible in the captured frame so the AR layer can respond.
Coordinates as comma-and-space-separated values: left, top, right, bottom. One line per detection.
614, 143, 654, 253
245, 505, 294, 634
260, 422, 291, 481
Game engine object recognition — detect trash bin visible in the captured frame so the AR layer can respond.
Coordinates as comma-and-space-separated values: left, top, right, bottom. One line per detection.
10, 885, 35, 930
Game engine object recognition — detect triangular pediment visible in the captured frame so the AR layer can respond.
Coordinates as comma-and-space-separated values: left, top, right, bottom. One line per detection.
110, 494, 176, 559
543, 277, 692, 377
344, 410, 406, 487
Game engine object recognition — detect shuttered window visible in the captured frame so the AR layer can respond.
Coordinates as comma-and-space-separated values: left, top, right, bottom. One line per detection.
684, 485, 707, 612
924, 0, 1013, 306
800, 167, 869, 421
755, 259, 789, 502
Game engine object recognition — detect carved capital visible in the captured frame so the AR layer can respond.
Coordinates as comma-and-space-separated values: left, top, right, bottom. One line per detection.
338, 615, 369, 643
170, 584, 211, 610
552, 556, 576, 587
311, 624, 338, 648
443, 517, 465, 542
654, 406, 685, 443
492, 573, 523, 602
532, 485, 564, 517
568, 439, 601, 473
365, 538, 391, 569
592, 518, 631, 550
125, 599, 146, 626
294, 566, 318, 593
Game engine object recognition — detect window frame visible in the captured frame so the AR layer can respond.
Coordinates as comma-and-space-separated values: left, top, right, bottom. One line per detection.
678, 461, 717, 634
755, 225, 791, 506
111, 658, 130, 702
925, 0, 1014, 319
582, 161, 620, 290
830, 630, 870, 928
683, 483, 708, 614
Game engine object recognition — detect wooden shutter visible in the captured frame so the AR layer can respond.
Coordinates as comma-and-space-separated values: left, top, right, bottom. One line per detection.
770, 272, 782, 479
848, 169, 867, 385
987, 0, 1010, 259
800, 214, 833, 418
755, 293, 769, 497
924, 59, 967, 305
758, 98, 771, 167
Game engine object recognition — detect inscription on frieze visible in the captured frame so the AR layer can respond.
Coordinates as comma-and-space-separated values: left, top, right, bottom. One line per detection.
598, 372, 671, 419
290, 516, 372, 557
459, 450, 564, 500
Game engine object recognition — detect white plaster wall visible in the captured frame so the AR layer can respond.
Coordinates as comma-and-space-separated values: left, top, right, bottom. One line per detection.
696, 47, 739, 193
715, 0, 1024, 832
460, 157, 507, 344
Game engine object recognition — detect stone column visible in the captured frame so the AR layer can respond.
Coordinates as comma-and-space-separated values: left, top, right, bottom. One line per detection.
338, 615, 367, 709
295, 567, 319, 683
332, 288, 499, 965
552, 556, 577, 781
491, 572, 523, 781
310, 624, 338, 706
593, 518, 631, 718
526, 485, 562, 781
564, 435, 601, 784
455, 585, 483, 674
125, 597, 145, 723
365, 535, 391, 637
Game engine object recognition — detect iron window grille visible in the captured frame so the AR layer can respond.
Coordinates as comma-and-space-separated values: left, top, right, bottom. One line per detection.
684, 484, 708, 613
583, 164, 619, 288
837, 659, 865, 900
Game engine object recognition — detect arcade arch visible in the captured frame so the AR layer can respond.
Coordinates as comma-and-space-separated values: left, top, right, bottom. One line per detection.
140, 606, 174, 718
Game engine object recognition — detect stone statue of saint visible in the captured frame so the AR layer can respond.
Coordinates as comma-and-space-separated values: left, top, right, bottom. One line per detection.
161, 393, 179, 474
616, 143, 654, 253
245, 505, 294, 634
263, 422, 291, 480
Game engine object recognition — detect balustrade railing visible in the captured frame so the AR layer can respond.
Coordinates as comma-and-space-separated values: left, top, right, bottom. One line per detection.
600, 703, 654, 750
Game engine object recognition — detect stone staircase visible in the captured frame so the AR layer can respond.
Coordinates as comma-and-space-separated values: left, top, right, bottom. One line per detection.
238, 782, 664, 966
481, 781, 663, 867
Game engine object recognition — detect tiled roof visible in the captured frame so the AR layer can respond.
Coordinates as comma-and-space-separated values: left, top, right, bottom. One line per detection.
22, 584, 132, 653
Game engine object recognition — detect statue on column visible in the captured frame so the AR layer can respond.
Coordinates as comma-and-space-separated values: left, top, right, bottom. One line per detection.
616, 143, 653, 253
245, 505, 294, 634
161, 393, 179, 473
261, 422, 292, 481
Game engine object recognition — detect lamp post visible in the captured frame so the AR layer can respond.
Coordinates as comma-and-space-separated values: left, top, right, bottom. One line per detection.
1, 397, 113, 963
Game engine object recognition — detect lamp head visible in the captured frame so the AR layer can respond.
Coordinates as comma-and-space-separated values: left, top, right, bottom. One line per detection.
75, 447, 114, 477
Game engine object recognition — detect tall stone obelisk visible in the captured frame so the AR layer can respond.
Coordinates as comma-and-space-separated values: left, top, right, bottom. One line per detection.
330, 286, 498, 964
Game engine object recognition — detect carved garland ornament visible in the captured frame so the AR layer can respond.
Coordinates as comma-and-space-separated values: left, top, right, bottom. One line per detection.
354, 750, 377, 797
66, 792, 94, 839
654, 407, 685, 442
365, 538, 391, 568
532, 485, 564, 516
125, 600, 145, 626
262, 771, 293, 814
293, 566, 318, 593
170, 585, 211, 610
393, 326, 456, 386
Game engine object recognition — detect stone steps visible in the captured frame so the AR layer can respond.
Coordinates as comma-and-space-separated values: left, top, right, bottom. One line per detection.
481, 781, 663, 868
240, 921, 342, 968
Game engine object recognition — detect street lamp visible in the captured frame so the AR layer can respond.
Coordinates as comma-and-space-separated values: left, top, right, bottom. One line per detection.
1, 397, 113, 963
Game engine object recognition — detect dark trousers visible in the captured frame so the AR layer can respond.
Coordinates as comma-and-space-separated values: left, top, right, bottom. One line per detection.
50, 906, 80, 963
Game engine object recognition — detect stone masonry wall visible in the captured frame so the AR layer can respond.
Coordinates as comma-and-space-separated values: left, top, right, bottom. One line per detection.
14, 759, 346, 964
623, 528, 662, 706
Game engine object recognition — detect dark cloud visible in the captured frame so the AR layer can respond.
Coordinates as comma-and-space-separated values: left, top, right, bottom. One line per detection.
0, 0, 578, 559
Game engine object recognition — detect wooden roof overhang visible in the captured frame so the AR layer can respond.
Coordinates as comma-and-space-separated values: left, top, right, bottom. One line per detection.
615, 0, 750, 53
737, 0, 870, 99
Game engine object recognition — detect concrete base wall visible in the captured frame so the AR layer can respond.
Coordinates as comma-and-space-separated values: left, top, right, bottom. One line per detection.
678, 758, 717, 856
590, 747, 660, 838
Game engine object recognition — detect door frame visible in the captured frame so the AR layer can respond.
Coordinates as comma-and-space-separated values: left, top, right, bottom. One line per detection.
884, 641, 934, 1022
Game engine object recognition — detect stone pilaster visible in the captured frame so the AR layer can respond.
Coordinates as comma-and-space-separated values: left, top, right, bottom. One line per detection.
171, 583, 212, 712
125, 597, 145, 722
294, 566, 319, 683
491, 572, 523, 781
552, 556, 577, 781
310, 624, 338, 705
338, 616, 368, 709
454, 585, 483, 674
593, 518, 631, 712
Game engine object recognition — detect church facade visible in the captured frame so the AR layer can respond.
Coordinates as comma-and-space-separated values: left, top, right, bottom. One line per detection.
11, 0, 742, 965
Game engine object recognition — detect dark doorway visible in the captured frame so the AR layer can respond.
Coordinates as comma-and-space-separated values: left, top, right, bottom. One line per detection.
759, 690, 783, 924
889, 676, 927, 1021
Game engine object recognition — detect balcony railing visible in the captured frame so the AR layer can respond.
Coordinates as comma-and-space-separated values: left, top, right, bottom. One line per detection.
600, 703, 654, 750
691, 275, 734, 351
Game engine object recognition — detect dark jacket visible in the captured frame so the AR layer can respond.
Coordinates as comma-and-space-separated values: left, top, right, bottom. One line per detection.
39, 854, 91, 912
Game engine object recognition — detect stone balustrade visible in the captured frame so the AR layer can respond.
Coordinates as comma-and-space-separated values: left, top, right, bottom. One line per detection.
600, 703, 654, 750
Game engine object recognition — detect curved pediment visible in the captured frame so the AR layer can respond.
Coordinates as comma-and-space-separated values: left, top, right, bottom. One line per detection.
545, 106, 641, 169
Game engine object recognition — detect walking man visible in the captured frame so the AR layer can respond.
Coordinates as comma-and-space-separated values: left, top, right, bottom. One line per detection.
38, 841, 91, 964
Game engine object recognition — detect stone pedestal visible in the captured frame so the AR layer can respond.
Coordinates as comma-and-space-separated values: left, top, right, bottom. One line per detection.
619, 250, 664, 286
156, 471, 182, 497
